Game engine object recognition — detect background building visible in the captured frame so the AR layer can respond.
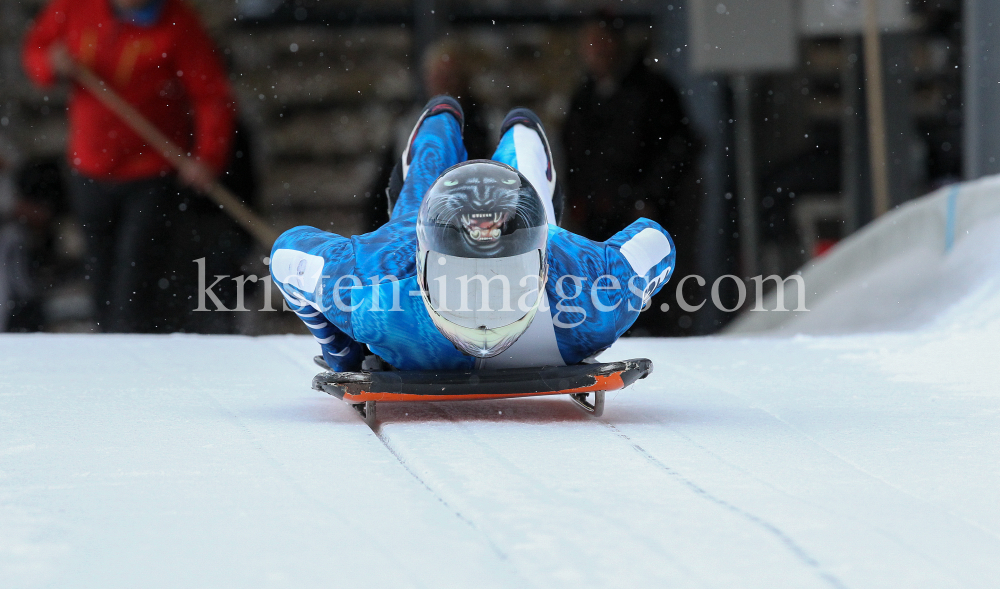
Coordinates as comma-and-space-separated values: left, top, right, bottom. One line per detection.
0, 0, 984, 335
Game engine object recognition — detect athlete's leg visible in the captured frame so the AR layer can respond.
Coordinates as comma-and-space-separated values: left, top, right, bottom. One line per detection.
387, 96, 467, 221
491, 108, 562, 226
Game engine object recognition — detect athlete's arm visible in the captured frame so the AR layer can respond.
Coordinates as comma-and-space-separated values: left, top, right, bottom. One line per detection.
605, 218, 676, 338
270, 226, 364, 371
544, 220, 673, 364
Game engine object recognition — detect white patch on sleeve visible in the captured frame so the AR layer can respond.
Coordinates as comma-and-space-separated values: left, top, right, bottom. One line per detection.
271, 249, 326, 293
619, 228, 671, 277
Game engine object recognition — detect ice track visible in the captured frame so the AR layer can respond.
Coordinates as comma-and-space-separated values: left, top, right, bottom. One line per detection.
3, 328, 999, 588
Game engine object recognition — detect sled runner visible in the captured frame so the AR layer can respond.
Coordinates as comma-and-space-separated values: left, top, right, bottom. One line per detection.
311, 357, 653, 426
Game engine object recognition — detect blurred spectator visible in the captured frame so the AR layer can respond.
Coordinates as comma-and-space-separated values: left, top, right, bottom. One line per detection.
562, 14, 701, 335
420, 40, 490, 161
368, 39, 490, 229
0, 156, 67, 332
0, 136, 21, 217
22, 0, 235, 332
158, 122, 258, 334
0, 209, 39, 332
0, 146, 31, 332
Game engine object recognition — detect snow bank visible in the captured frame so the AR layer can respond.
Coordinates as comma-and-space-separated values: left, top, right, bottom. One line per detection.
728, 175, 1000, 335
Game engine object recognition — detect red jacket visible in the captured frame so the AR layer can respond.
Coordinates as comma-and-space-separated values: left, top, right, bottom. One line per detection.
23, 0, 234, 181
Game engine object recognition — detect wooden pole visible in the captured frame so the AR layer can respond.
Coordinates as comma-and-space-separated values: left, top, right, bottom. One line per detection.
70, 64, 279, 247
862, 0, 891, 218
732, 73, 759, 279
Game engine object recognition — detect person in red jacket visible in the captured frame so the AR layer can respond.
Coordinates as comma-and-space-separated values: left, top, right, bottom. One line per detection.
23, 0, 235, 332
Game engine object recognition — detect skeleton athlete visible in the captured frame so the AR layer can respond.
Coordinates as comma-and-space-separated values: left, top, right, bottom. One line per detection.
270, 97, 676, 372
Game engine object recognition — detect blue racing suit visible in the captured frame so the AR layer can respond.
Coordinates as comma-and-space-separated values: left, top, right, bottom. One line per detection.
270, 112, 675, 371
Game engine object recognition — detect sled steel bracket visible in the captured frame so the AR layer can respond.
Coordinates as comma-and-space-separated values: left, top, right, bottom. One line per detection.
569, 391, 605, 417
352, 400, 377, 427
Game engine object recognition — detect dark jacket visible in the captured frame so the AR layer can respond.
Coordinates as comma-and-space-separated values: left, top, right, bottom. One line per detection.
563, 54, 700, 242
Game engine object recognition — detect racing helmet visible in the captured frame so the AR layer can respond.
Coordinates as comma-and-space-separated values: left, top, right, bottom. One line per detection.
416, 160, 548, 358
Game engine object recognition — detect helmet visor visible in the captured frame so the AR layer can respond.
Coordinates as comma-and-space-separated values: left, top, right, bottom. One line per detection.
423, 249, 542, 329
420, 249, 545, 358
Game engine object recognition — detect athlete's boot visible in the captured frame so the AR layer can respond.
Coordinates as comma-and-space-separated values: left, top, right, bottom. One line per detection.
495, 107, 565, 225
386, 96, 465, 215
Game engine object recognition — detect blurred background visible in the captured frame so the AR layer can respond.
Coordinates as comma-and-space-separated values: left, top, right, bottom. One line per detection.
0, 0, 988, 337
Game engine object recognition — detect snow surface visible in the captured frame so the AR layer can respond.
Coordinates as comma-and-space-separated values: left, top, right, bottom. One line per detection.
3, 307, 999, 588
5, 200, 1000, 588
